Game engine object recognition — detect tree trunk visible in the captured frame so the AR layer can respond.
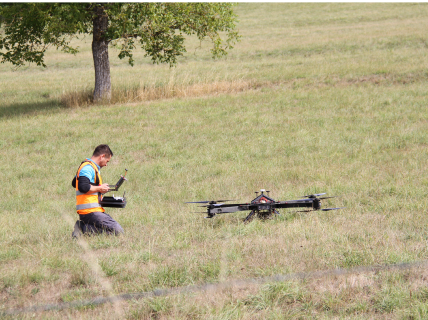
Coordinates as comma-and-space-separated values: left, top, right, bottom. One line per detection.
92, 5, 111, 102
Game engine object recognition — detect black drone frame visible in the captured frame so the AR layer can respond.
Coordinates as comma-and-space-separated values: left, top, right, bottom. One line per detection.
187, 189, 342, 222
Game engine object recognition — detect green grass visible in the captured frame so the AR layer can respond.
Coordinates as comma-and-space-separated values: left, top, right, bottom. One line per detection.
1, 3, 428, 319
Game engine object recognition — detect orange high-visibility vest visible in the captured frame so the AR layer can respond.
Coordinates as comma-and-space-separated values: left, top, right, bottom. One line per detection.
75, 161, 105, 215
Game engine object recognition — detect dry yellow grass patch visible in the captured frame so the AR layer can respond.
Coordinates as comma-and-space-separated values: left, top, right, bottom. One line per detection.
60, 79, 263, 108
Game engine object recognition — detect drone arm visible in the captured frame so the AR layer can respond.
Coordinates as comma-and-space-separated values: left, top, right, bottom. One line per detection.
207, 204, 250, 215
207, 199, 320, 215
274, 199, 320, 210
201, 194, 326, 218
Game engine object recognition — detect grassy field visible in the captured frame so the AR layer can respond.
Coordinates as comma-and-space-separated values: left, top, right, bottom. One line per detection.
1, 3, 428, 319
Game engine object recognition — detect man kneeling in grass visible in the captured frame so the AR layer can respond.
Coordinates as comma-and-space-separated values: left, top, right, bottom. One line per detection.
71, 144, 124, 238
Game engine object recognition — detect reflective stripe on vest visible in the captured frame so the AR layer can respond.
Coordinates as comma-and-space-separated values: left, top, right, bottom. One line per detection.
76, 202, 102, 210
75, 160, 105, 215
76, 191, 98, 196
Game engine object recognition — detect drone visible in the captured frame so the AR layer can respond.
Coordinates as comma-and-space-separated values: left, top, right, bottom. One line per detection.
186, 189, 343, 222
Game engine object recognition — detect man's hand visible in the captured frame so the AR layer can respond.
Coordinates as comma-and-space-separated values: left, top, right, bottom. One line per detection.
89, 183, 110, 194
98, 183, 110, 194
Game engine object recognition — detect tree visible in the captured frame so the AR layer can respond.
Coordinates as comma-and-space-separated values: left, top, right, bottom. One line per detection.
0, 3, 239, 102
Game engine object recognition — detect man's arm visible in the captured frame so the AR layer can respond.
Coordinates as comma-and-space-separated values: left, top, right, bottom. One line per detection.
89, 183, 110, 194
76, 176, 110, 194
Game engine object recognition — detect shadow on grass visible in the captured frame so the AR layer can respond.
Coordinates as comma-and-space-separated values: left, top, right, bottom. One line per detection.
0, 99, 66, 119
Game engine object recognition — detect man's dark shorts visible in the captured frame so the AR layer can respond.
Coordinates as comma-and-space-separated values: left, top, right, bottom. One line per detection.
78, 211, 124, 235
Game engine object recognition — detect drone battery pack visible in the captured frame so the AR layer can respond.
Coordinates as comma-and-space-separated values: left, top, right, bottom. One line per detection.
100, 196, 127, 208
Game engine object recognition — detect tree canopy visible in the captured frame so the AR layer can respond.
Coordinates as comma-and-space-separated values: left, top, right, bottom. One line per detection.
0, 3, 240, 101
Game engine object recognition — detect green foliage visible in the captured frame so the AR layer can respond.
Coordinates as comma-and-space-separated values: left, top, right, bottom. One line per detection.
244, 282, 304, 310
128, 297, 176, 319
373, 286, 408, 313
70, 266, 91, 287
407, 302, 428, 320
148, 265, 190, 289
0, 3, 239, 67
0, 248, 21, 262
0, 3, 88, 66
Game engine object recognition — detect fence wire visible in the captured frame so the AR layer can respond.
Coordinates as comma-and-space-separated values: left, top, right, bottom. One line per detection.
2, 260, 428, 316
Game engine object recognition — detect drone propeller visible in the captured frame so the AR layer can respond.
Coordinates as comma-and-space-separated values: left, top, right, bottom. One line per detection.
303, 193, 326, 198
198, 203, 227, 208
186, 201, 215, 204
185, 200, 235, 204
289, 206, 345, 213
318, 196, 337, 200
321, 207, 345, 211
289, 209, 314, 213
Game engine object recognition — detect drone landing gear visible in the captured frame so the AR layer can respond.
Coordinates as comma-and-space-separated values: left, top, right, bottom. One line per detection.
243, 209, 280, 223
243, 210, 256, 223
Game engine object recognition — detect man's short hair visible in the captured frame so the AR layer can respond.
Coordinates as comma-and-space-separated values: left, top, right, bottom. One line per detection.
93, 144, 113, 157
